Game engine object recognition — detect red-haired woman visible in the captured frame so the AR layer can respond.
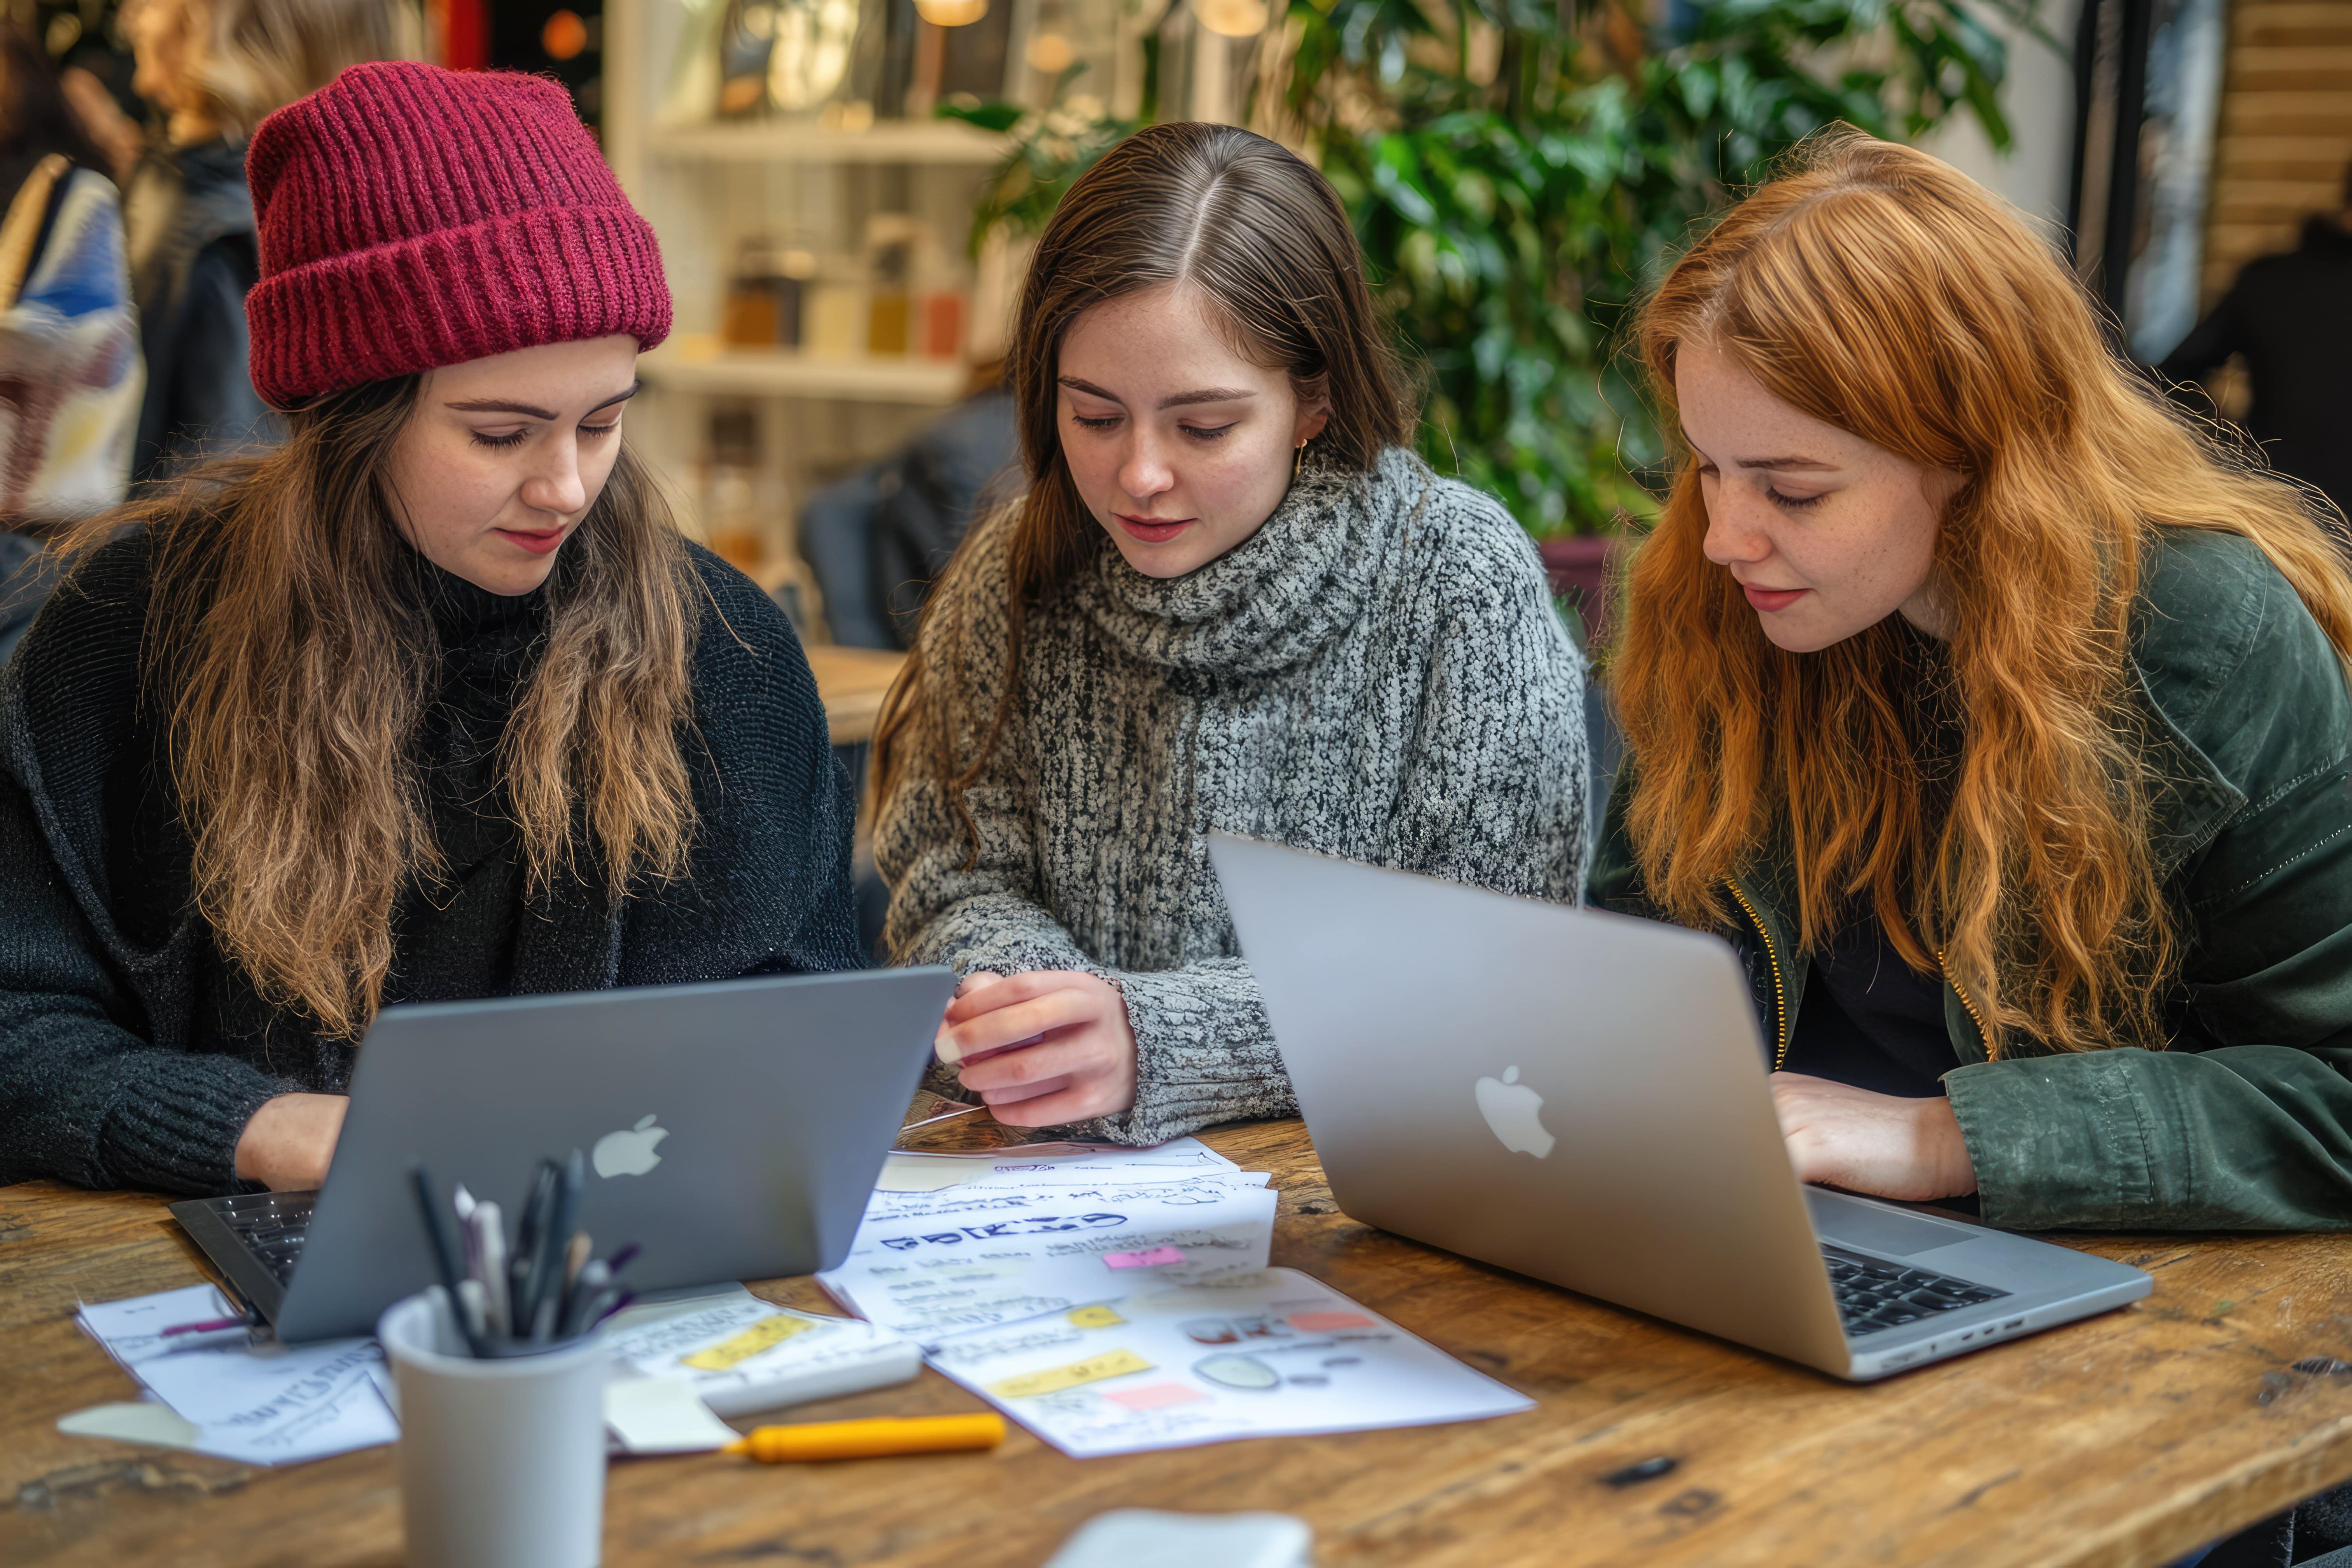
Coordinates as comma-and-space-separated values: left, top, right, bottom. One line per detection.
1595, 130, 2352, 1230
0, 65, 858, 1196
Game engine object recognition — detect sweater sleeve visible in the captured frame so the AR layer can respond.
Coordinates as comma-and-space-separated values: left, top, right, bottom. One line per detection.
0, 711, 292, 1196
878, 732, 1296, 1146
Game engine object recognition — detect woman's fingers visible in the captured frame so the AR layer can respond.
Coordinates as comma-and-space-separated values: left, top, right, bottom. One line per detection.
986, 1080, 1115, 1127
977, 1074, 1075, 1109
956, 1034, 1102, 1095
943, 969, 1092, 1026
940, 989, 1101, 1064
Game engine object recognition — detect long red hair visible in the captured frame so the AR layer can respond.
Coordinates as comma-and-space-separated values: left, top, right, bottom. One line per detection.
1613, 128, 2352, 1055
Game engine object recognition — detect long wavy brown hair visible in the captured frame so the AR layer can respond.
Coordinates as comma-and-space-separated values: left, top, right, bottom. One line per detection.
1614, 128, 2352, 1056
72, 373, 698, 1038
872, 120, 1414, 858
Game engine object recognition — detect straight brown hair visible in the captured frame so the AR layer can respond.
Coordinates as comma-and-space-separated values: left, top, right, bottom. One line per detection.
872, 120, 1414, 854
69, 373, 699, 1038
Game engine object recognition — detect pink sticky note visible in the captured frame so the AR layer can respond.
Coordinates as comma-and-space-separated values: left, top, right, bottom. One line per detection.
1106, 1381, 1211, 1412
1288, 1311, 1375, 1332
1103, 1246, 1187, 1269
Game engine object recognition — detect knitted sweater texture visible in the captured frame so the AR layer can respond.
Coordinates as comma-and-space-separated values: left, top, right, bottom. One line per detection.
0, 530, 861, 1196
877, 448, 1589, 1144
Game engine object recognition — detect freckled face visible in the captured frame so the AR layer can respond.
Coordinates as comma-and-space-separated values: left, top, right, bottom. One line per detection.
385, 335, 641, 597
1055, 284, 1330, 580
1676, 338, 1962, 651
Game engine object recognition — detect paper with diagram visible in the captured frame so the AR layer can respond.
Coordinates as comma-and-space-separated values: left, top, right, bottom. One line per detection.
74, 1283, 398, 1465
924, 1266, 1533, 1458
819, 1180, 1279, 1347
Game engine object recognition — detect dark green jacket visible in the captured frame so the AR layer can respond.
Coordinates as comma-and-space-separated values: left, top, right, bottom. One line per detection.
1590, 527, 2352, 1230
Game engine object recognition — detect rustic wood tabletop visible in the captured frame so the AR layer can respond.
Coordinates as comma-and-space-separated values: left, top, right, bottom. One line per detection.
7, 1116, 2352, 1567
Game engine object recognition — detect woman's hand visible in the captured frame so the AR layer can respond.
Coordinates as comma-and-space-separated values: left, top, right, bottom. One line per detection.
233, 1093, 348, 1191
1769, 1073, 1978, 1202
936, 970, 1139, 1127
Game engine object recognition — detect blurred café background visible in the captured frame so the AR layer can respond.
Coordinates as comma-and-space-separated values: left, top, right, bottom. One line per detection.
3, 0, 2348, 660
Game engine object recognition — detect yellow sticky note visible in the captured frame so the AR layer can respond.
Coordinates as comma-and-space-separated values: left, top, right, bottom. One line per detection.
1066, 1305, 1126, 1329
986, 1348, 1153, 1399
680, 1312, 817, 1371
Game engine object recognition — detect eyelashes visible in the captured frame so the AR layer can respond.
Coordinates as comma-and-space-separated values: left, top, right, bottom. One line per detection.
467, 422, 623, 452
1697, 466, 1827, 512
1068, 413, 1236, 442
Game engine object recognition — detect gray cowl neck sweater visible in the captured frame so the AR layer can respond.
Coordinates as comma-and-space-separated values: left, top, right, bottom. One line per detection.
877, 446, 1590, 1143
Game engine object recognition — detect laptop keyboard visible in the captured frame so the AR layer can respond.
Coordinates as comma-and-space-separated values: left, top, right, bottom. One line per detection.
194, 1190, 317, 1285
1825, 1244, 2009, 1337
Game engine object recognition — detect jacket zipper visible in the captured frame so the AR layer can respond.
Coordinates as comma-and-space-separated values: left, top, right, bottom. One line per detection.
1725, 880, 1791, 1069
1936, 949, 1997, 1062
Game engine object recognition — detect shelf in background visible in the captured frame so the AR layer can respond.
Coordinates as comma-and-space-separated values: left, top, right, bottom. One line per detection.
645, 119, 1012, 165
641, 339, 970, 403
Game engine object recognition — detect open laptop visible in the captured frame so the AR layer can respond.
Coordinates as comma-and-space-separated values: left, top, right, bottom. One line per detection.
172, 968, 956, 1343
1207, 834, 2151, 1381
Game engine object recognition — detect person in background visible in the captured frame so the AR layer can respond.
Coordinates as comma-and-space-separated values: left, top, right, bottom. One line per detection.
117, 0, 412, 485
0, 16, 142, 664
0, 64, 860, 1197
798, 368, 1015, 650
2158, 161, 2352, 526
873, 121, 1589, 1144
1595, 131, 2352, 1236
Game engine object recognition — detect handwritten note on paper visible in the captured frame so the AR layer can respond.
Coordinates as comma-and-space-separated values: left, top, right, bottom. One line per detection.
874, 1137, 1245, 1195
75, 1284, 397, 1466
818, 1184, 1278, 1347
603, 1297, 920, 1418
860, 1174, 1270, 1229
1105, 1247, 1188, 1270
925, 1268, 1534, 1459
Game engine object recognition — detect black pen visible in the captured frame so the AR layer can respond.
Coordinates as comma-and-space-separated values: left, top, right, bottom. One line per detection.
511, 1159, 557, 1335
410, 1164, 483, 1357
533, 1150, 585, 1344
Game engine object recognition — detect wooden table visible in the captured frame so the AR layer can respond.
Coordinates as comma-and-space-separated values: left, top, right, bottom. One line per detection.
9, 1118, 2352, 1568
807, 645, 909, 747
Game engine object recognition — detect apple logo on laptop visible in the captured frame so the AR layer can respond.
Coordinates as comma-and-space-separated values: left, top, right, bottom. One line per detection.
1474, 1066, 1556, 1159
593, 1114, 668, 1178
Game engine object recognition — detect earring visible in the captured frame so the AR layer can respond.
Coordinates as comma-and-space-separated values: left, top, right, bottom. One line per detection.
1293, 438, 1307, 479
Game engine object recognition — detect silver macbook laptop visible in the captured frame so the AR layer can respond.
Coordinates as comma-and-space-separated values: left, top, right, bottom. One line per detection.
1207, 834, 2150, 1381
173, 968, 956, 1343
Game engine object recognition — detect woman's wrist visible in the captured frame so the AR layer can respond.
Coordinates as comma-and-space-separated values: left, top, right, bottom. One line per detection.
1914, 1094, 1980, 1197
233, 1093, 349, 1191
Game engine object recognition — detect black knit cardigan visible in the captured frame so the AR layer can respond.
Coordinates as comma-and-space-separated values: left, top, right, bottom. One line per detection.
0, 532, 862, 1196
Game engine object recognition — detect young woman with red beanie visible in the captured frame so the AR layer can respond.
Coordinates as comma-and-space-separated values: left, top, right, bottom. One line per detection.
0, 63, 861, 1197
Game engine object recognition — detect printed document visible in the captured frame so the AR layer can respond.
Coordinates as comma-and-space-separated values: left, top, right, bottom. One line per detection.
926, 1267, 1534, 1458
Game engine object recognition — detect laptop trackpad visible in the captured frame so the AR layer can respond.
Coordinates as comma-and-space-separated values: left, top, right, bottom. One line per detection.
1809, 1190, 1979, 1257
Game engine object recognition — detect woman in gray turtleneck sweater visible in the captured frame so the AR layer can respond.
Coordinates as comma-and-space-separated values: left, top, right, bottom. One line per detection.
873, 123, 1588, 1146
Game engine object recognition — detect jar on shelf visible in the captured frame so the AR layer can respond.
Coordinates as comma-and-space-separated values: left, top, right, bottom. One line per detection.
865, 214, 918, 356
702, 407, 765, 571
803, 256, 866, 359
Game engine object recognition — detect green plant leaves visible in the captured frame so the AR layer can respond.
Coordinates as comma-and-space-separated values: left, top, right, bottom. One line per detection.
948, 0, 2041, 535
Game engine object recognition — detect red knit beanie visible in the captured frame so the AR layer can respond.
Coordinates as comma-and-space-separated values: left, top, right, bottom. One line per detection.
243, 63, 671, 408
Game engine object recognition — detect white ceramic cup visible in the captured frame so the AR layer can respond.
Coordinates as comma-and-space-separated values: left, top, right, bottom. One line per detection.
378, 1288, 610, 1568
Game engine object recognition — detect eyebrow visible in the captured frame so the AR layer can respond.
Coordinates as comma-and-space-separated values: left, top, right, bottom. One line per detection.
1059, 376, 1259, 411
1680, 430, 1837, 471
446, 382, 642, 420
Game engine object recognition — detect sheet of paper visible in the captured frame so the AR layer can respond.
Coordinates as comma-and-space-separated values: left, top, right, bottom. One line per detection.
76, 1284, 398, 1466
56, 1400, 204, 1449
604, 1375, 740, 1454
924, 1267, 1533, 1458
861, 1173, 1270, 1229
603, 1296, 921, 1416
875, 1137, 1242, 1194
820, 1183, 1279, 1348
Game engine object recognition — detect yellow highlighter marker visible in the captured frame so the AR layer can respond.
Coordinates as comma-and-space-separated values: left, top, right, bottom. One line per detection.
725, 1413, 1007, 1463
